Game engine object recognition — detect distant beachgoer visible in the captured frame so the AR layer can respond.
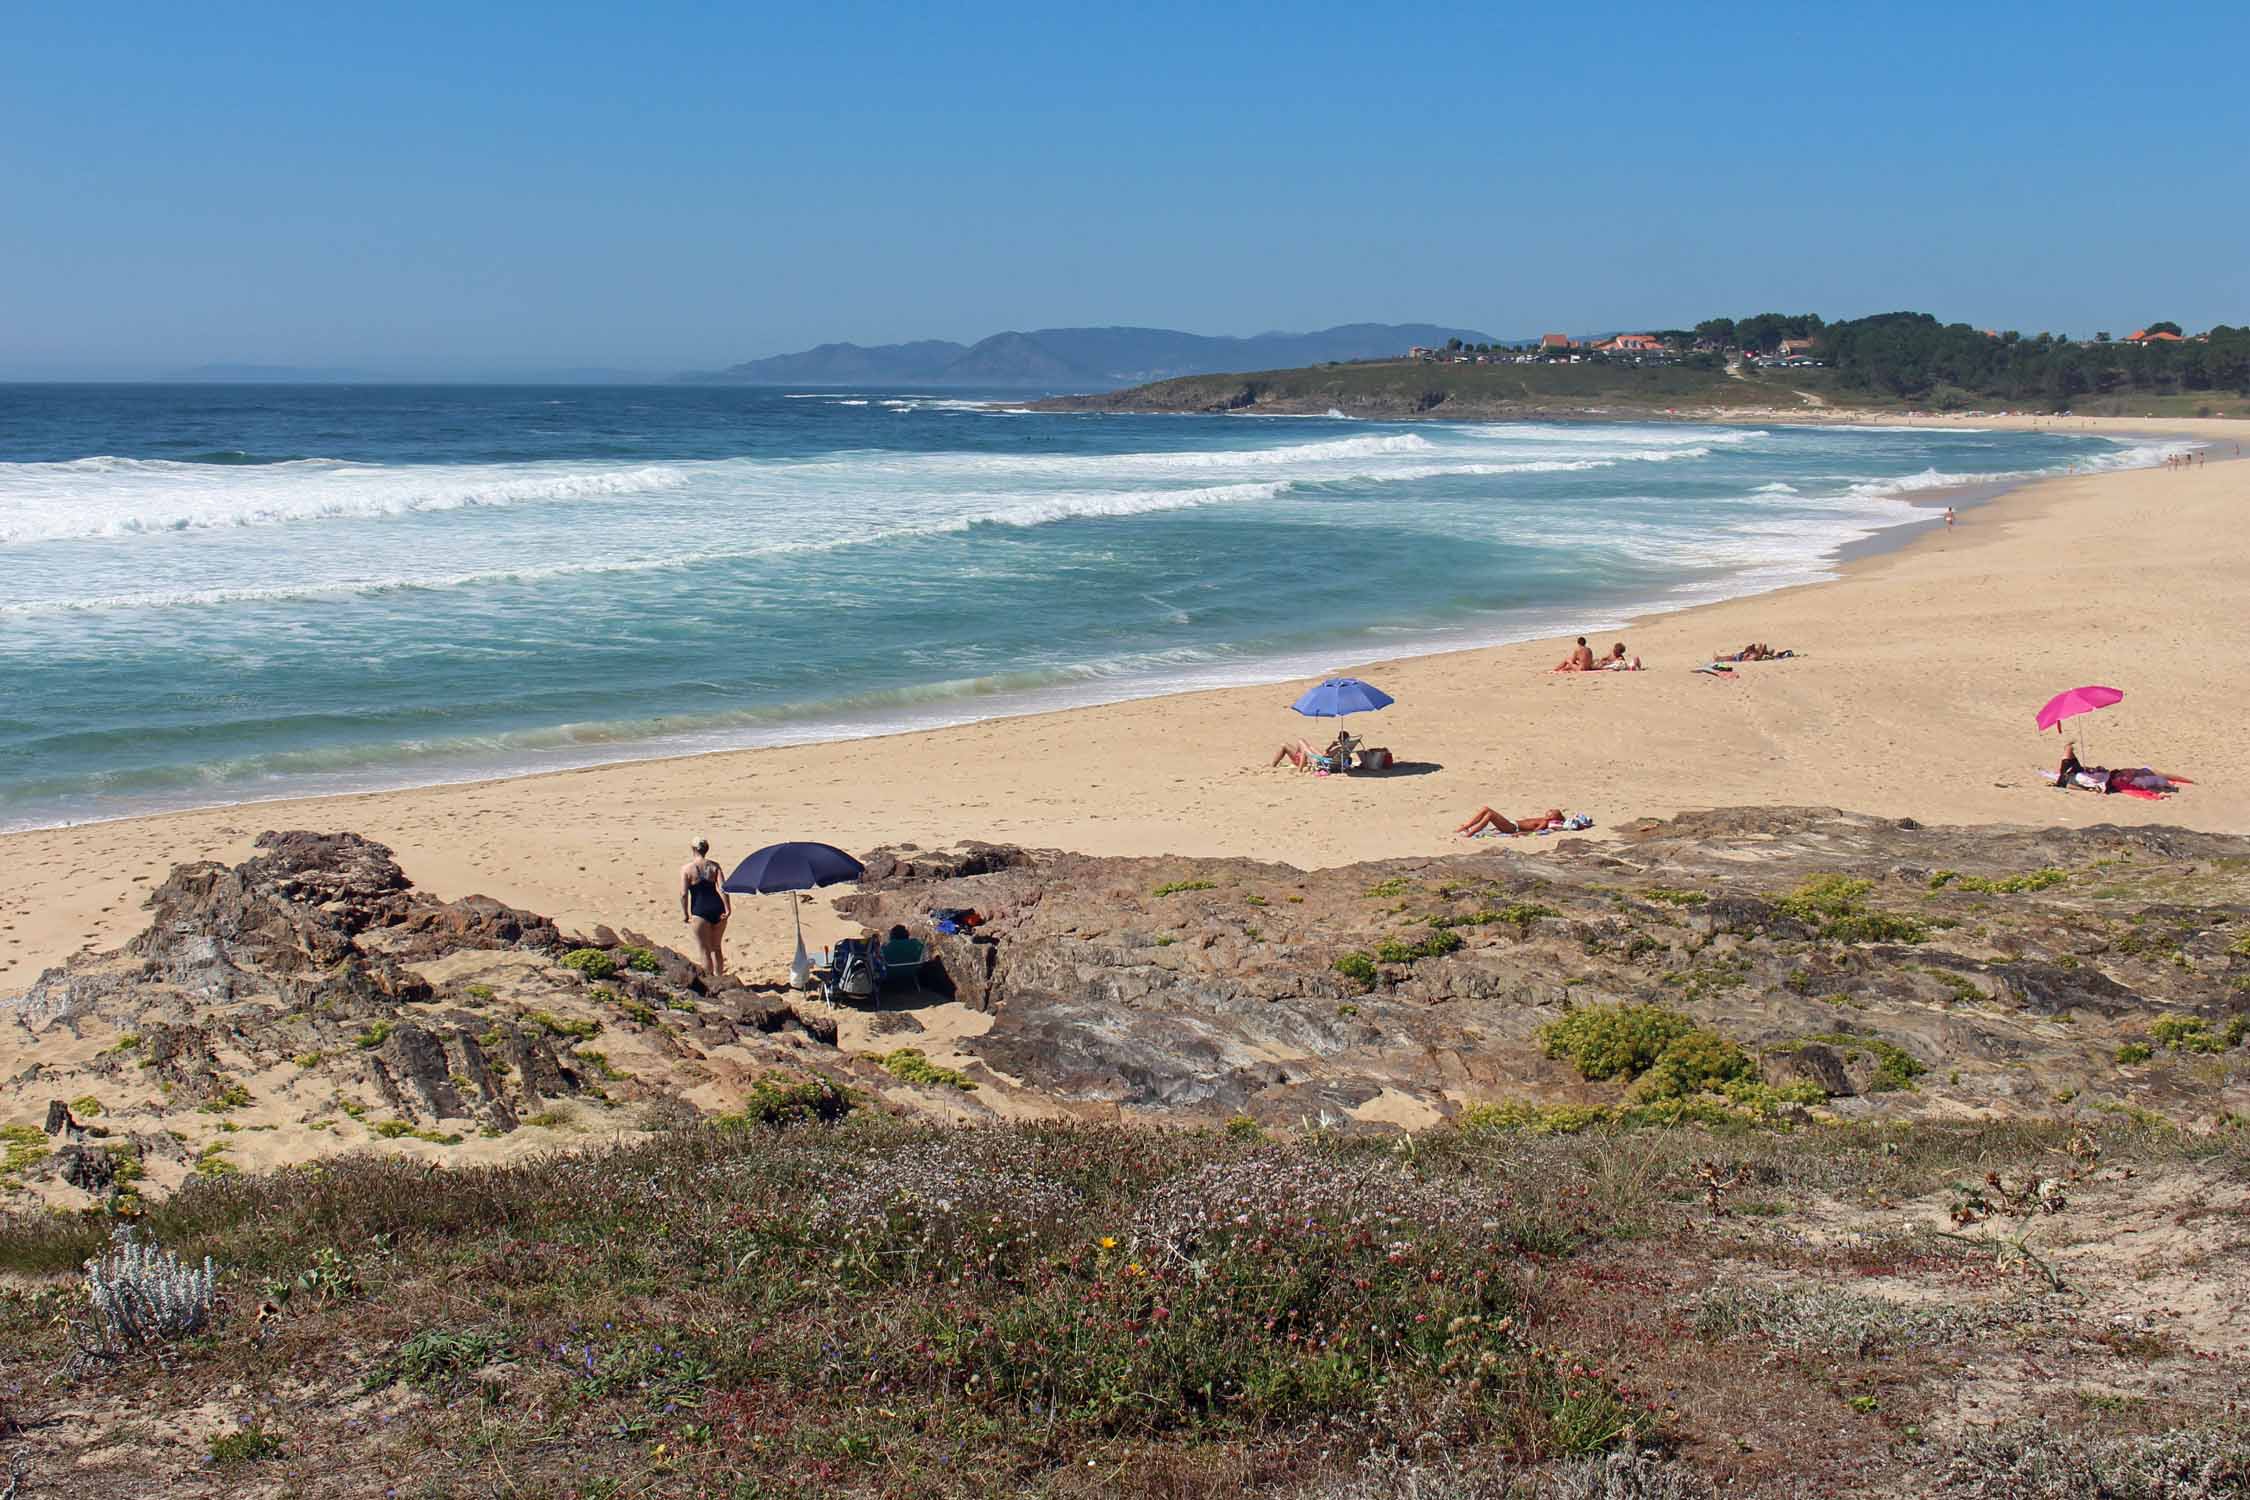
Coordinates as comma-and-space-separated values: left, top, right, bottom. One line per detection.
1944, 506, 1956, 530
1457, 806, 1565, 836
1600, 642, 1642, 670
680, 838, 731, 976
1272, 732, 1358, 771
1553, 636, 1598, 672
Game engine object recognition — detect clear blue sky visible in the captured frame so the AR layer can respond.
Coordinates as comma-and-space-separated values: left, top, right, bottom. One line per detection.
5, 1, 2244, 377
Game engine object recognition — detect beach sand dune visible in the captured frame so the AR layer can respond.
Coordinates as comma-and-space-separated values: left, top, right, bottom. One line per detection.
3, 416, 2243, 996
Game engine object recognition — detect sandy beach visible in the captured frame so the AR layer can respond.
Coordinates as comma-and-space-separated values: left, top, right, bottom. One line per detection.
4, 414, 2243, 997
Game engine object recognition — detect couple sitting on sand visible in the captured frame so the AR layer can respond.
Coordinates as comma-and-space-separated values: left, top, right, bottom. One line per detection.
1714, 642, 1795, 662
1456, 806, 1593, 836
1552, 636, 1641, 672
1273, 731, 1358, 772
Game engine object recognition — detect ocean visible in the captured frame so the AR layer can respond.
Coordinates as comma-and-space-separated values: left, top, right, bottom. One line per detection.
0, 384, 2179, 830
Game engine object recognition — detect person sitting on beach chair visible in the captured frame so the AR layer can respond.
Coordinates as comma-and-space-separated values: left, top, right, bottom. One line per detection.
877, 923, 929, 990
1271, 731, 1359, 772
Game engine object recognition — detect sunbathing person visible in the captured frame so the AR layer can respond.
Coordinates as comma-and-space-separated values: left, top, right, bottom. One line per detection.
1457, 806, 1566, 836
1552, 636, 1598, 672
1713, 642, 1793, 662
1271, 732, 1359, 771
1599, 642, 1642, 670
2052, 743, 2189, 794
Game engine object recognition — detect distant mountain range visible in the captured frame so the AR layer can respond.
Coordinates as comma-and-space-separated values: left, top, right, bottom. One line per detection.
677, 323, 1501, 390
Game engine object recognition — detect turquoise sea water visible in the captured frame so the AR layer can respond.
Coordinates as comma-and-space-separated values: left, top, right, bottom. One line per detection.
0, 385, 2181, 829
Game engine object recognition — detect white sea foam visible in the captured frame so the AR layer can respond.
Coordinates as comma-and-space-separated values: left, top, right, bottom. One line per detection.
0, 459, 692, 545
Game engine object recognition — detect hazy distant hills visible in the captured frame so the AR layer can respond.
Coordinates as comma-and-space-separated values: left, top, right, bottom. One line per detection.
679, 323, 1500, 389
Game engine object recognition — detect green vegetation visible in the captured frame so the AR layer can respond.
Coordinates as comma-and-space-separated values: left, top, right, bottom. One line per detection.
370, 1119, 464, 1144
1430, 902, 1557, 934
2116, 1042, 2154, 1065
1820, 311, 2250, 407
1539, 1004, 1696, 1082
711, 1072, 852, 1129
194, 1141, 239, 1177
871, 1048, 978, 1092
1, 1125, 50, 1181
1929, 868, 2068, 894
1332, 952, 1379, 990
199, 1081, 252, 1113
1363, 877, 1415, 899
1778, 875, 1927, 945
619, 998, 659, 1026
464, 982, 496, 1001
620, 945, 661, 973
68, 1094, 103, 1117
558, 947, 618, 981
1641, 887, 1707, 907
208, 1425, 286, 1467
1632, 1030, 1755, 1101
364, 1328, 509, 1394
353, 1020, 394, 1049
1372, 930, 1464, 964
1152, 879, 1218, 897
2146, 1015, 2249, 1055
1785, 1033, 1927, 1092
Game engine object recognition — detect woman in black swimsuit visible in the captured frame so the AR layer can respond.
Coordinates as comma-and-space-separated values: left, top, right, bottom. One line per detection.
679, 838, 731, 977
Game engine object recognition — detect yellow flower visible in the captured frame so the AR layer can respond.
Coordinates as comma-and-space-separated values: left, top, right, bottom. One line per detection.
1127, 1262, 1144, 1276
1099, 1236, 1117, 1250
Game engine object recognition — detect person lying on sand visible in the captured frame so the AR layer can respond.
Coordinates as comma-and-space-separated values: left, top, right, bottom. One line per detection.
1457, 806, 1565, 836
1271, 732, 1359, 771
2053, 742, 2188, 794
1552, 636, 1598, 672
1599, 642, 1642, 671
1713, 642, 1795, 662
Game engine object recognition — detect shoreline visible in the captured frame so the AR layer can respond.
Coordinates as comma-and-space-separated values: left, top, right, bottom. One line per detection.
3, 412, 2243, 995
0, 419, 2193, 838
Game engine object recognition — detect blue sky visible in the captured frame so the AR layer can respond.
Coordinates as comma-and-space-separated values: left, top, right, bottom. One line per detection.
5, 2, 2244, 377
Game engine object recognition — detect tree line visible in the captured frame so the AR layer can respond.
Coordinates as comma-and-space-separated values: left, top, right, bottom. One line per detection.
1792, 312, 2250, 405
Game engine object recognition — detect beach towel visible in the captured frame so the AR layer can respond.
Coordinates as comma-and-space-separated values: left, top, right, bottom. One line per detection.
1693, 663, 1737, 681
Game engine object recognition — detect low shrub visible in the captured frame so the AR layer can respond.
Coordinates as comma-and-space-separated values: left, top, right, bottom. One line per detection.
363, 1327, 508, 1394
620, 945, 662, 973
1456, 1101, 1610, 1135
558, 947, 618, 981
1633, 1030, 1756, 1101
1152, 879, 1217, 897
2147, 1015, 2247, 1054
353, 1020, 394, 1049
713, 1072, 852, 1128
1778, 874, 1926, 944
1790, 1033, 1926, 1092
208, 1425, 285, 1467
1539, 1004, 1697, 1082
1372, 930, 1464, 964
1333, 952, 1379, 990
873, 1048, 978, 1092
2115, 1041, 2154, 1065
1930, 868, 2068, 894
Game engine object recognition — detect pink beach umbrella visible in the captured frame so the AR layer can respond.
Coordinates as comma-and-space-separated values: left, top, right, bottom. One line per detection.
2035, 685, 2123, 736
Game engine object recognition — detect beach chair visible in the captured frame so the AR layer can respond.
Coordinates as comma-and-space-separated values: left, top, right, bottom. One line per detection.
878, 937, 929, 994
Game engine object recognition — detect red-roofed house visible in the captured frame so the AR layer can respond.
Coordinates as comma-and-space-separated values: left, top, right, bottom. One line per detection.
1596, 333, 1663, 354
1777, 337, 1820, 357
2124, 328, 2183, 343
1538, 333, 1576, 351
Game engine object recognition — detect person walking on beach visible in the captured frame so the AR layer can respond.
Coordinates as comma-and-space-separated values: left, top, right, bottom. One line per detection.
1944, 506, 1955, 531
680, 838, 731, 977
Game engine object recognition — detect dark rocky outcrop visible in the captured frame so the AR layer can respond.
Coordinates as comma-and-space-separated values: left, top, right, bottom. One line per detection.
834, 809, 2250, 1128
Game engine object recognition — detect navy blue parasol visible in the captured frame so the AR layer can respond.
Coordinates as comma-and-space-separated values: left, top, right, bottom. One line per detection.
723, 841, 866, 894
1291, 677, 1394, 719
725, 842, 866, 987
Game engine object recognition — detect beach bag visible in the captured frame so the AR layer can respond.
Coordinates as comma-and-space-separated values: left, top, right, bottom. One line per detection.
831, 938, 878, 999
1358, 746, 1394, 771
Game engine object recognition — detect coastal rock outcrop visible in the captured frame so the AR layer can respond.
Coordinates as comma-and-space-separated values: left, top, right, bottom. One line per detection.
2, 831, 846, 1206
838, 809, 2250, 1130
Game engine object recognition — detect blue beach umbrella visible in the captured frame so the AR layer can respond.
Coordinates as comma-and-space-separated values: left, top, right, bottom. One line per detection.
1291, 677, 1395, 720
725, 842, 867, 986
